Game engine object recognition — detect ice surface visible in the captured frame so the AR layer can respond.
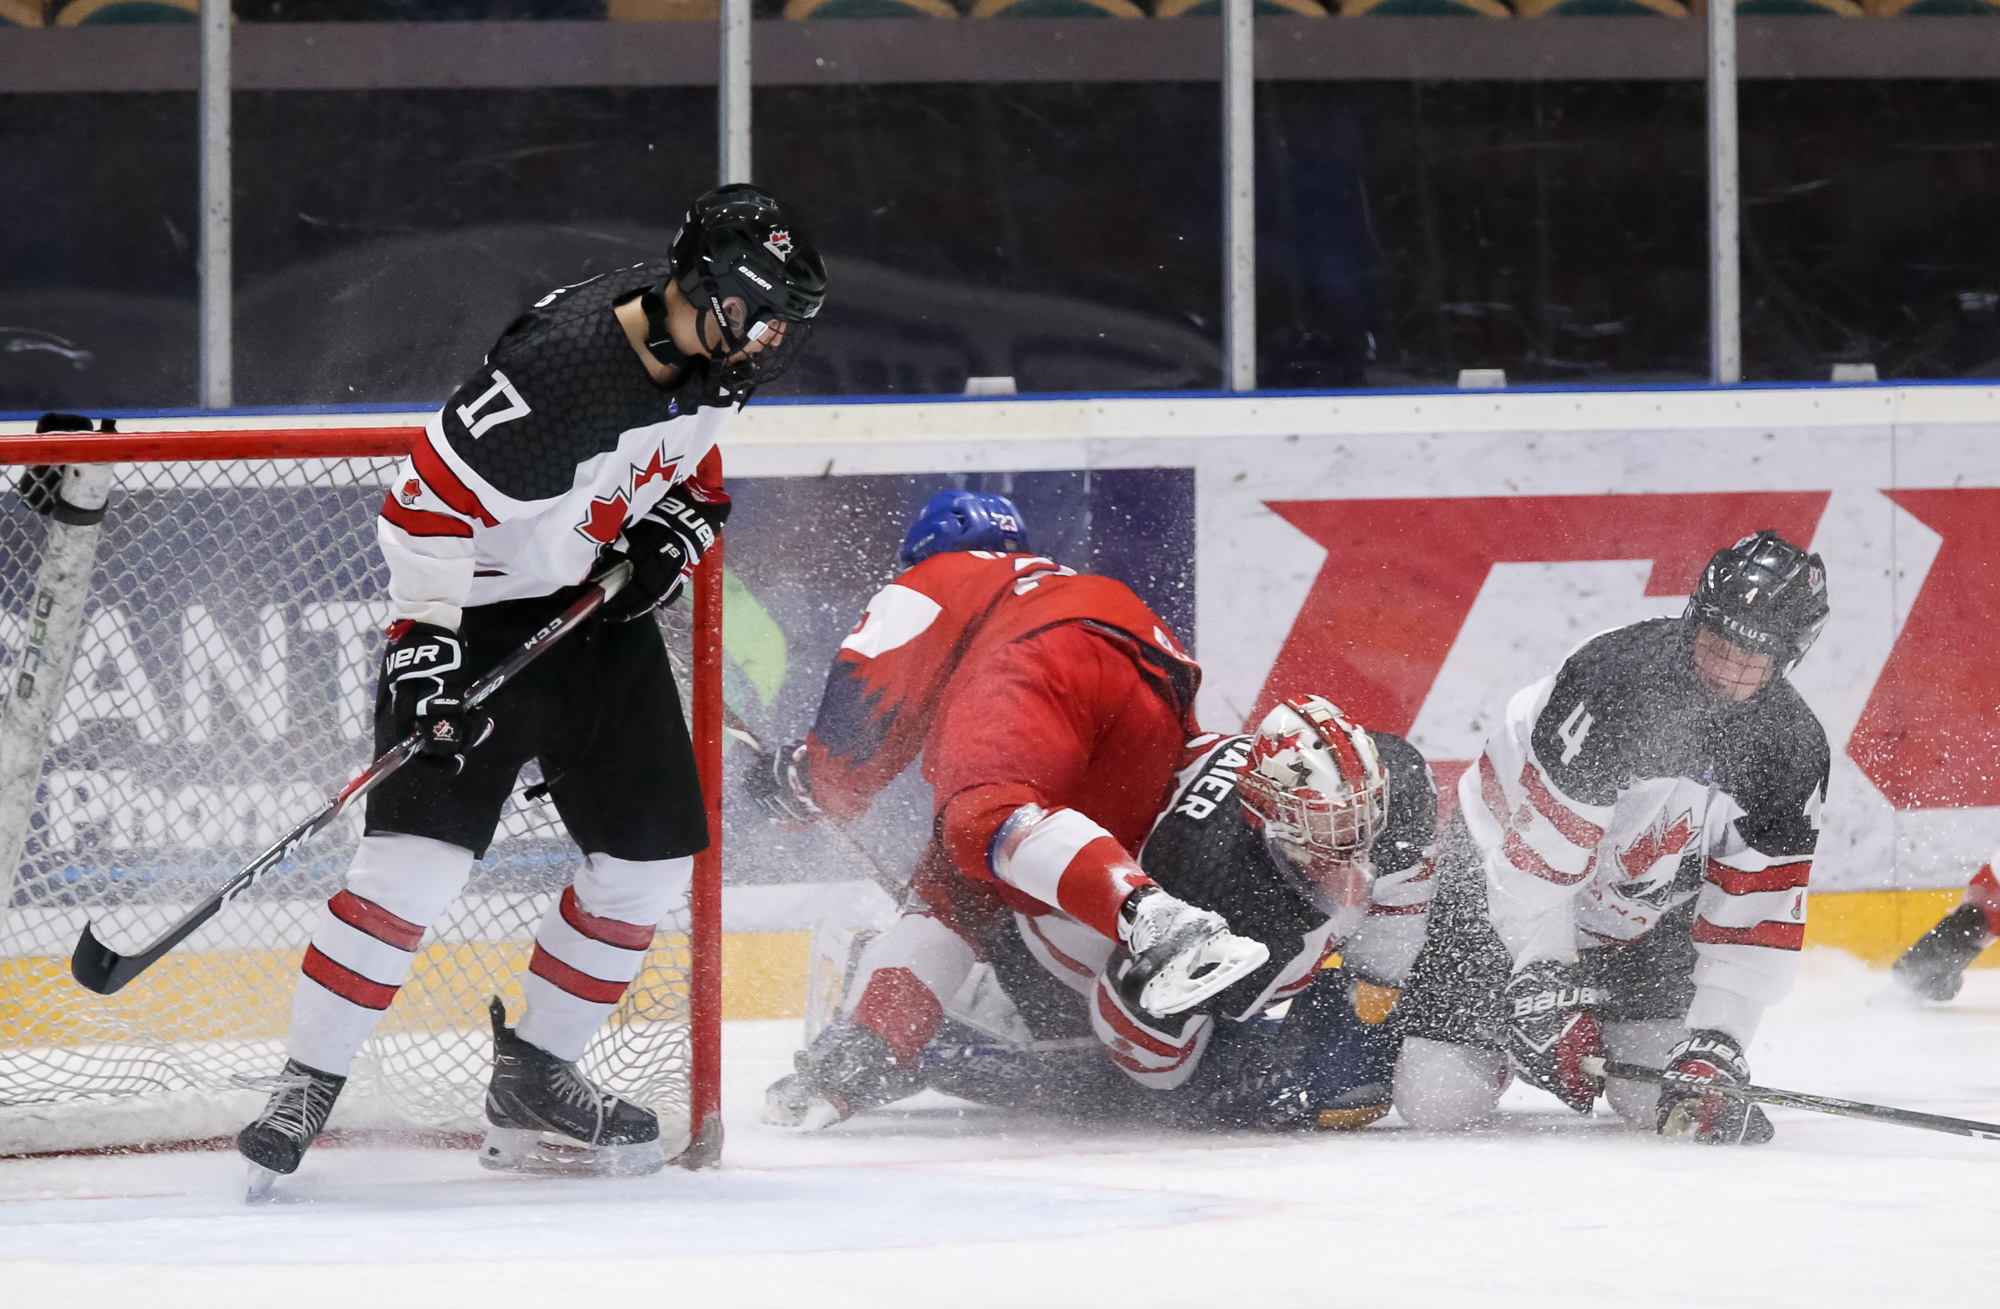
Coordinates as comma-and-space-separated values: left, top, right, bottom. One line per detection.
5, 949, 1999, 1308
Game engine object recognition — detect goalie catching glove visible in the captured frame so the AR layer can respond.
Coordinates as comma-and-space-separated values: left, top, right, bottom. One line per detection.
1504, 961, 1606, 1114
383, 620, 492, 771
1656, 1029, 1774, 1146
600, 491, 729, 623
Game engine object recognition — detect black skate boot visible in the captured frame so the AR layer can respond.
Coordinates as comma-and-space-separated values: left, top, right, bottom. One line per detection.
763, 1020, 924, 1130
236, 1059, 346, 1200
1893, 904, 1992, 1002
479, 997, 665, 1177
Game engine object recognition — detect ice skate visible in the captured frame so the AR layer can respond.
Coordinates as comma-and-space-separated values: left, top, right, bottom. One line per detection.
1892, 904, 1990, 1002
479, 998, 665, 1177
1111, 888, 1270, 1019
235, 1059, 347, 1200
763, 1019, 924, 1129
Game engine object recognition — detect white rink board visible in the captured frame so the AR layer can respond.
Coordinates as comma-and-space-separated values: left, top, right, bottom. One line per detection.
16, 385, 1997, 893
726, 383, 2000, 895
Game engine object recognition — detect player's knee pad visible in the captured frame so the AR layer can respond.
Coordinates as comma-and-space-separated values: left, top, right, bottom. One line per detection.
1393, 1037, 1507, 1131
1601, 1020, 1682, 1127
569, 852, 693, 928
344, 832, 477, 926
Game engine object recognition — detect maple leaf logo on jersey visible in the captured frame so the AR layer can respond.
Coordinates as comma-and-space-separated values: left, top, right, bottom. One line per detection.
398, 478, 422, 507
763, 229, 794, 260
575, 491, 630, 545
1618, 809, 1696, 879
629, 448, 679, 497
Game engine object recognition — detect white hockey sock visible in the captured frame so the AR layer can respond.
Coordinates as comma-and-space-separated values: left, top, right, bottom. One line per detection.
286, 833, 475, 1075
516, 853, 691, 1062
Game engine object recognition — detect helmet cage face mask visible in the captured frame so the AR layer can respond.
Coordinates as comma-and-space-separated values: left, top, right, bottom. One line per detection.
1236, 696, 1388, 925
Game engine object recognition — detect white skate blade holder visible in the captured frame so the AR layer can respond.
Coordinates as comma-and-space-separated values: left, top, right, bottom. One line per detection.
479, 1126, 667, 1178
1139, 935, 1270, 1018
245, 1162, 283, 1204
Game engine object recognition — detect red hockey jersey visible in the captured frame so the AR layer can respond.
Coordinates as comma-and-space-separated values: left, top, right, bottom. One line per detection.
804, 551, 1201, 823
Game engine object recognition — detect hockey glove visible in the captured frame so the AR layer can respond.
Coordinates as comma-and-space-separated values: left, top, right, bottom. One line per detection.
744, 739, 821, 828
1503, 960, 1606, 1115
382, 620, 492, 772
1655, 1029, 1774, 1146
600, 492, 729, 623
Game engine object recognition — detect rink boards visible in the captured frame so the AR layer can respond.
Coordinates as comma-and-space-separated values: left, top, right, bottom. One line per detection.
6, 381, 2000, 1009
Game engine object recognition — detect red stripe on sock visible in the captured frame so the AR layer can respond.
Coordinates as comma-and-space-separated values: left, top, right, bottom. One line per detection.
849, 966, 943, 1066
528, 944, 630, 1005
301, 945, 398, 1010
1692, 918, 1805, 951
328, 890, 425, 951
558, 886, 655, 951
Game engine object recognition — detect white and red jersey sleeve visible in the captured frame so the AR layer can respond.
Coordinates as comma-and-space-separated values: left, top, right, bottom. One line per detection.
1458, 619, 1829, 1045
377, 412, 730, 629
1458, 673, 1607, 967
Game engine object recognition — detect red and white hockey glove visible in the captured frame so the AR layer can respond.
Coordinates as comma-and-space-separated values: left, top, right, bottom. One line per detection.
1655, 1029, 1774, 1146
1503, 961, 1607, 1114
382, 620, 492, 772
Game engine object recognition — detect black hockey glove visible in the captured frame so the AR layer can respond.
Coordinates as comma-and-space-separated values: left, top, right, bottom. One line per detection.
382, 620, 492, 772
600, 492, 730, 623
1655, 1029, 1774, 1146
1503, 961, 1607, 1115
744, 739, 821, 828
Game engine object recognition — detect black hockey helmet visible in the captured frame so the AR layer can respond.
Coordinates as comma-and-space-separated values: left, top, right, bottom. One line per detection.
661, 184, 826, 386
1685, 530, 1830, 673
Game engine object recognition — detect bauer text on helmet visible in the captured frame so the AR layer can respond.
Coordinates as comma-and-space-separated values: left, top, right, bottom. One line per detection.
1684, 530, 1829, 699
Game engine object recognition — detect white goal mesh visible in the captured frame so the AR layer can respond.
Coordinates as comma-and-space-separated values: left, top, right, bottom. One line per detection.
0, 446, 708, 1155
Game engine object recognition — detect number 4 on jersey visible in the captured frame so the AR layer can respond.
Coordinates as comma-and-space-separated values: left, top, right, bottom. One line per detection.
1559, 700, 1594, 764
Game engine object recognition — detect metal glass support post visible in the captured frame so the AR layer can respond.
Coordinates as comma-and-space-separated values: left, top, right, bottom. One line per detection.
199, 0, 231, 408
1707, 0, 1741, 385
719, 0, 751, 186
1222, 0, 1255, 392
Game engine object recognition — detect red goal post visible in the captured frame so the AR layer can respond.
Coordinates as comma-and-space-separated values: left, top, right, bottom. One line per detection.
0, 418, 722, 1163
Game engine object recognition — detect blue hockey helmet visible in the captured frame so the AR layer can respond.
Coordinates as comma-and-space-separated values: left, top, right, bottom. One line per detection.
898, 491, 1031, 567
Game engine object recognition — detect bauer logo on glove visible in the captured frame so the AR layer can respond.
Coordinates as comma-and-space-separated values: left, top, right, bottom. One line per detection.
382, 620, 494, 772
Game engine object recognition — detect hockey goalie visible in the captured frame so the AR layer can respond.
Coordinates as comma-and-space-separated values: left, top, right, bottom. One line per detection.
745, 491, 1436, 1130
1392, 531, 1832, 1145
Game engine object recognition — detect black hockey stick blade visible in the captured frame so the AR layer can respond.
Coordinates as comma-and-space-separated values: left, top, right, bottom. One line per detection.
1592, 1058, 2000, 1143
68, 562, 632, 996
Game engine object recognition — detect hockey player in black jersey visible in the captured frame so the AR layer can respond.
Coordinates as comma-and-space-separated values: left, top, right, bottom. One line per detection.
1393, 530, 1831, 1145
236, 185, 826, 1189
767, 694, 1438, 1132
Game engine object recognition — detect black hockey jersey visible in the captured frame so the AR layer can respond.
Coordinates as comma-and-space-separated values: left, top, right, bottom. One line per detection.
377, 260, 737, 629
1459, 617, 1829, 1032
1139, 728, 1438, 1017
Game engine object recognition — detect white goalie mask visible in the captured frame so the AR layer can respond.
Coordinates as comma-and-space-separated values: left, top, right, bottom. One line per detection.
1236, 695, 1388, 930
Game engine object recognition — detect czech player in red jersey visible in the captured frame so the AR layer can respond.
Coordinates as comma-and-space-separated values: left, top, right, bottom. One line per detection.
747, 490, 1270, 1124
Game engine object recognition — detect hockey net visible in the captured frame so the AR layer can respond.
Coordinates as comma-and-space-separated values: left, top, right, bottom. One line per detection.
0, 421, 723, 1159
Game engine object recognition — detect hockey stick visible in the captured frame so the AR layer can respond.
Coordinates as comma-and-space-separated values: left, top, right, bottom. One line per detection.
68, 561, 634, 996
715, 707, 905, 904
1585, 1057, 2000, 1143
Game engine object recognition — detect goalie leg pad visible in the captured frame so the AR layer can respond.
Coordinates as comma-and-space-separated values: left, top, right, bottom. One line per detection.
1601, 1019, 1683, 1128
